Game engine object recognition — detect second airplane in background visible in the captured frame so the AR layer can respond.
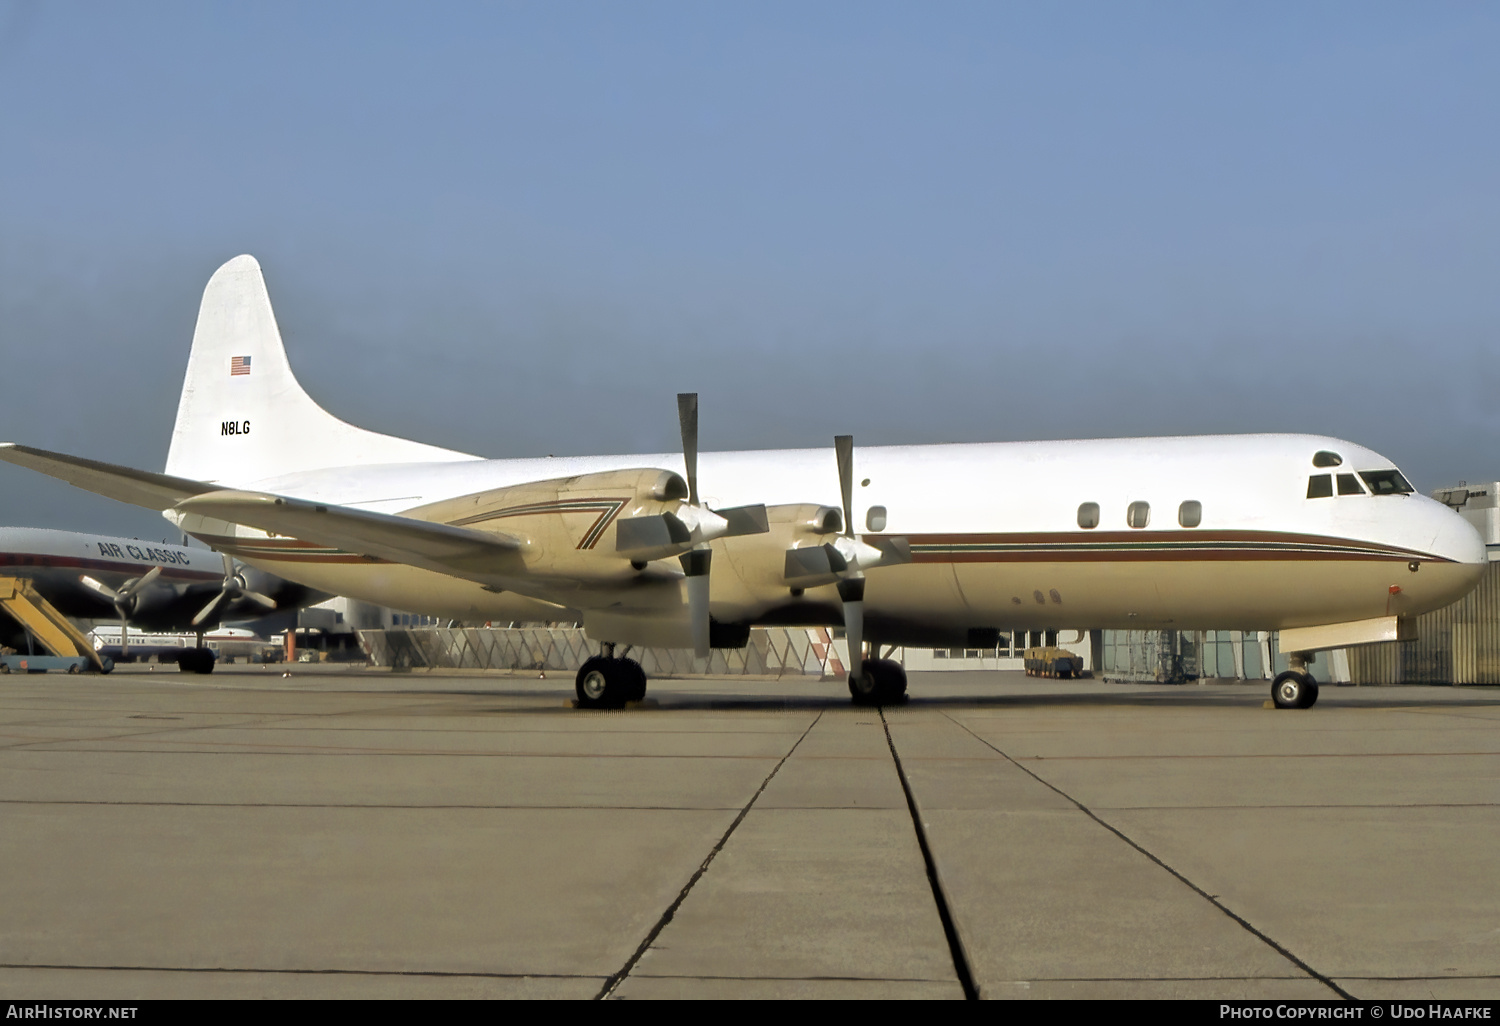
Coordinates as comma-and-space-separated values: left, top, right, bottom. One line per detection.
0, 525, 321, 671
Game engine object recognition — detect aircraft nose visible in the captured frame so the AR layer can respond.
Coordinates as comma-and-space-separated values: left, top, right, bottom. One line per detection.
1405, 501, 1488, 612
1429, 501, 1487, 566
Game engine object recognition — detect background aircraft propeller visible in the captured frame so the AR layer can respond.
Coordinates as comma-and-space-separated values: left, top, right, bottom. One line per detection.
191, 552, 277, 627
80, 566, 163, 657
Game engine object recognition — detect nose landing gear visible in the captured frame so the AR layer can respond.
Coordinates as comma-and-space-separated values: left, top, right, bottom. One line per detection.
1271, 651, 1319, 709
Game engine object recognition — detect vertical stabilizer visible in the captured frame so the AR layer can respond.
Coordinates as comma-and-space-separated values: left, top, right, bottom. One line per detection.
165, 256, 476, 485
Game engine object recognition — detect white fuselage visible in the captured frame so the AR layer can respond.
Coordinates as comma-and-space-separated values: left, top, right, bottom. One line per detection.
175, 433, 1487, 640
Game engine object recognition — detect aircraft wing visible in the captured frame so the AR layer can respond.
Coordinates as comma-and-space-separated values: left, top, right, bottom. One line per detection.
175, 490, 526, 580
0, 443, 219, 509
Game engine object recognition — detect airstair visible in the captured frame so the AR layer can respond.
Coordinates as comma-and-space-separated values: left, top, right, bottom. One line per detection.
0, 575, 108, 672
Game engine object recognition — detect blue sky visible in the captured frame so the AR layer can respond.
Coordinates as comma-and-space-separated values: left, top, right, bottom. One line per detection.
2, 2, 1498, 536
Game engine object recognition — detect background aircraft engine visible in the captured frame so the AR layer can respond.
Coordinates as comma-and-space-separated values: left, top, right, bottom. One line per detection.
80, 567, 165, 655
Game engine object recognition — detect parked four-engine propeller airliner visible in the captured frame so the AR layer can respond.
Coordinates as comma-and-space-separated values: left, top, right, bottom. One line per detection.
0, 525, 321, 671
0, 256, 1484, 707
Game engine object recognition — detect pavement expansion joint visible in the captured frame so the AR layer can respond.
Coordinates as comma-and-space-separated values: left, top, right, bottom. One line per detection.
940, 710, 1357, 1002
881, 707, 980, 1001
595, 710, 825, 1000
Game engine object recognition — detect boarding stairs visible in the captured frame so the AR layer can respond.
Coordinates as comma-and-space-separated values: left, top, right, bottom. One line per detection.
0, 575, 107, 672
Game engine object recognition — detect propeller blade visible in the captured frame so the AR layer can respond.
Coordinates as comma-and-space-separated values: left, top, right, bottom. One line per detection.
677, 392, 699, 507
783, 543, 848, 585
838, 576, 866, 681
866, 536, 912, 566
713, 504, 769, 538
80, 575, 121, 603
616, 511, 693, 560
120, 565, 163, 598
239, 590, 277, 611
221, 551, 234, 580
831, 435, 869, 682
835, 435, 855, 539
679, 548, 712, 658
119, 610, 129, 656
191, 591, 228, 627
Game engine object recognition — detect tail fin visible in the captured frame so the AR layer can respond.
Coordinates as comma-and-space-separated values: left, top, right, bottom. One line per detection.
165, 255, 476, 485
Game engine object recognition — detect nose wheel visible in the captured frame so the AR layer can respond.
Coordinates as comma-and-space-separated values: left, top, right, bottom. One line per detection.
1271, 670, 1319, 709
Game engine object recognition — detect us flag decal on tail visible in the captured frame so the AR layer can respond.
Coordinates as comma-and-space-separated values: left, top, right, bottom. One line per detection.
230, 355, 252, 376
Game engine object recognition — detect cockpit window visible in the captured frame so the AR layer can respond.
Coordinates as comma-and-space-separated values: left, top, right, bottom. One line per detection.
1312, 451, 1343, 468
1307, 474, 1333, 499
1336, 473, 1365, 496
1359, 470, 1414, 495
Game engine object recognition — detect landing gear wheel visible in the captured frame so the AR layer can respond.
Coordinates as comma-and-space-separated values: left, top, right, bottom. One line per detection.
576, 656, 632, 709
1272, 670, 1317, 709
624, 659, 647, 702
848, 658, 907, 705
867, 658, 907, 700
178, 649, 216, 675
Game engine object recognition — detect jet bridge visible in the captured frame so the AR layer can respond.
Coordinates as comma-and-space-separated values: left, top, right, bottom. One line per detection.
0, 575, 109, 672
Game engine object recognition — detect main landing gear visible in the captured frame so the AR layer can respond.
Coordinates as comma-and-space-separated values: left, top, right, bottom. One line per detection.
1271, 651, 1318, 709
849, 657, 907, 706
574, 644, 647, 709
175, 628, 216, 675
176, 647, 216, 674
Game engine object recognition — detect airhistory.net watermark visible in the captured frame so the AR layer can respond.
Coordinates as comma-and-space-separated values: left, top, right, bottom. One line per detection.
6, 1007, 137, 1020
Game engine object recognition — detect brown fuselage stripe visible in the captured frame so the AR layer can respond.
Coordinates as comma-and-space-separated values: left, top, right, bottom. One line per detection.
890, 530, 1445, 565
191, 528, 1447, 569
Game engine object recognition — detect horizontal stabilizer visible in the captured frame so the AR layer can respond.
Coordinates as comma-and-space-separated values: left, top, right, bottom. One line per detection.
0, 443, 218, 511
175, 491, 524, 579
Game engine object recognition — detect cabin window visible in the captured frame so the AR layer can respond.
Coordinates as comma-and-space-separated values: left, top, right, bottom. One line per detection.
1178, 500, 1202, 528
1312, 451, 1343, 468
1307, 475, 1333, 499
1359, 470, 1415, 495
1126, 501, 1150, 529
1077, 502, 1100, 529
1337, 473, 1365, 496
866, 506, 888, 531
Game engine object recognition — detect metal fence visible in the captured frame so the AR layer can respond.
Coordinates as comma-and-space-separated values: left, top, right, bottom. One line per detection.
1100, 630, 1200, 683
358, 625, 849, 678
